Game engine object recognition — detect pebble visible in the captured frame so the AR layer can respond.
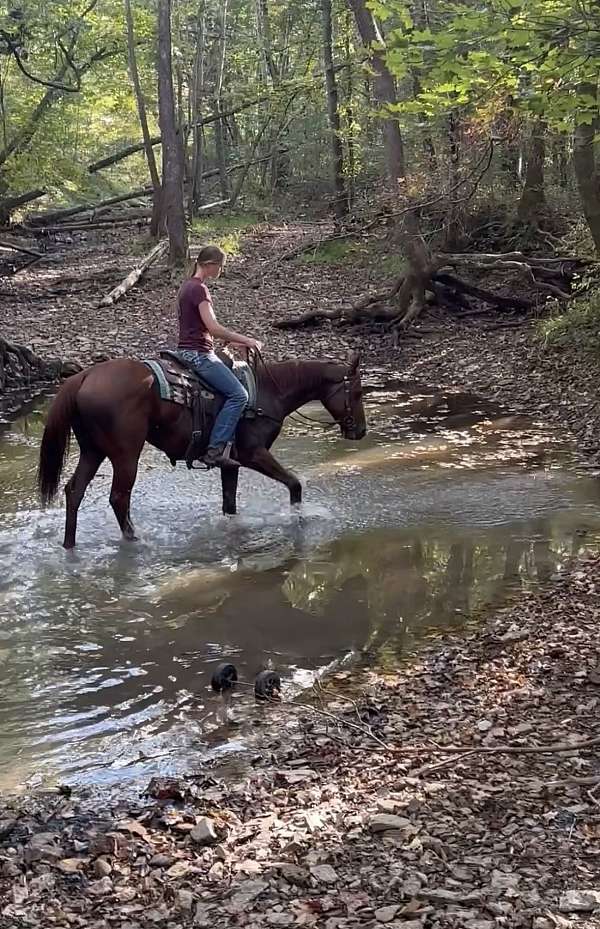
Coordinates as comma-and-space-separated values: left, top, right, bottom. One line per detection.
310, 864, 338, 884
190, 817, 218, 846
369, 813, 412, 833
177, 889, 195, 911
278, 863, 310, 886
150, 853, 173, 868
559, 889, 600, 912
375, 904, 399, 922
87, 876, 113, 896
93, 857, 112, 877
228, 879, 268, 911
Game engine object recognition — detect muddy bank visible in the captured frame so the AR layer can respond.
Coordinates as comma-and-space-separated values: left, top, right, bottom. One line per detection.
2, 554, 600, 928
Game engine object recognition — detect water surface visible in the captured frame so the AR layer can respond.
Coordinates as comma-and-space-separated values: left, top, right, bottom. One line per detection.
1, 373, 599, 792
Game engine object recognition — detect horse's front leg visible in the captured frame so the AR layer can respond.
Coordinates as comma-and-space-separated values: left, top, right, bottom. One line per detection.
220, 465, 239, 515
239, 447, 302, 506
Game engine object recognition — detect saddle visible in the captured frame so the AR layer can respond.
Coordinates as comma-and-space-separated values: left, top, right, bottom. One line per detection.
143, 350, 257, 468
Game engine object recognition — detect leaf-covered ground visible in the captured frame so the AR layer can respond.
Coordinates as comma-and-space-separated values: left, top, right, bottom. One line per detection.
0, 220, 597, 461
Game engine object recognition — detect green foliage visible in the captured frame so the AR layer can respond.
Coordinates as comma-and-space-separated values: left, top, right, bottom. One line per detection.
538, 292, 600, 354
376, 0, 600, 133
297, 239, 361, 265
191, 211, 264, 254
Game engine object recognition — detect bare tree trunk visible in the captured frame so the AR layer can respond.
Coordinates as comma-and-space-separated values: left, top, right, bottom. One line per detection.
124, 0, 163, 238
517, 118, 546, 225
214, 0, 230, 201
573, 82, 600, 255
0, 66, 69, 170
321, 0, 348, 222
444, 111, 462, 249
410, 0, 437, 168
552, 136, 569, 189
190, 1, 206, 215
229, 116, 272, 208
344, 10, 356, 207
347, 0, 406, 183
157, 0, 188, 265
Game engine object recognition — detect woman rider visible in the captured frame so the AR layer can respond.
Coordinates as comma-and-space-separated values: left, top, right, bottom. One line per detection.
177, 245, 262, 469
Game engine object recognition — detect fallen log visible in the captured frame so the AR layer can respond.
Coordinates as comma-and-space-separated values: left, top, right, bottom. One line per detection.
25, 212, 152, 234
439, 253, 582, 302
98, 239, 168, 307
274, 274, 406, 329
433, 272, 533, 311
28, 186, 154, 225
0, 188, 46, 224
0, 238, 44, 276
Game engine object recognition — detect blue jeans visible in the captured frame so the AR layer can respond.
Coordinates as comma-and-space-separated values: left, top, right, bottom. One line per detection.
180, 351, 248, 448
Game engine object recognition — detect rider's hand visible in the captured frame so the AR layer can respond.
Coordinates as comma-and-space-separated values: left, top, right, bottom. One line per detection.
245, 338, 263, 352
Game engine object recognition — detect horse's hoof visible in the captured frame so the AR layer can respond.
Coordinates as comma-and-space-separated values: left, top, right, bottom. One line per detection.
254, 670, 281, 701
211, 662, 238, 693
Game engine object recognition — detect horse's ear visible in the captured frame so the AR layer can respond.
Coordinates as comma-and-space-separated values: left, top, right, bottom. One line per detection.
347, 351, 360, 374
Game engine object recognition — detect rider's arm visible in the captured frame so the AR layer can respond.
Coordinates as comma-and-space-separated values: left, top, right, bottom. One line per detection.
199, 300, 259, 349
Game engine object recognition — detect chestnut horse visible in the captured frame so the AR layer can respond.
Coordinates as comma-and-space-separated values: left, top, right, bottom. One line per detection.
38, 353, 367, 548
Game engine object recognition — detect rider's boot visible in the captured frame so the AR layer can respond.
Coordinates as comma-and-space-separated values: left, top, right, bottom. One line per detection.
203, 443, 240, 469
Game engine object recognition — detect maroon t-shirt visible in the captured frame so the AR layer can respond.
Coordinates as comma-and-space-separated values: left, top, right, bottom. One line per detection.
177, 278, 214, 352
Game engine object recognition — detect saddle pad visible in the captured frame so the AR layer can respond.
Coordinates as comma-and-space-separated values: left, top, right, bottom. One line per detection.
143, 355, 257, 412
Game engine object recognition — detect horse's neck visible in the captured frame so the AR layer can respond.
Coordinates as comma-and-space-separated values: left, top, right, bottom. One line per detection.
263, 361, 327, 415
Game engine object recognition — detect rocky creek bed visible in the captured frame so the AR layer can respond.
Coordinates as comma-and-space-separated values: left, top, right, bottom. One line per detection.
1, 221, 600, 928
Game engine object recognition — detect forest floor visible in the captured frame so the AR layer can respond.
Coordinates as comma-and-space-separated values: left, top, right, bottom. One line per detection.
1, 216, 599, 459
1, 219, 600, 929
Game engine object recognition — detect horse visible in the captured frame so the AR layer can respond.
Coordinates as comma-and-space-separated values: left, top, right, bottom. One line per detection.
37, 352, 367, 549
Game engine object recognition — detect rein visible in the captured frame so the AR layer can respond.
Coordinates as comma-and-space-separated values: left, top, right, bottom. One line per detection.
252, 350, 357, 432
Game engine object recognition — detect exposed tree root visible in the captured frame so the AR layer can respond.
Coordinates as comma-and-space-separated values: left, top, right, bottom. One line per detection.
275, 246, 595, 330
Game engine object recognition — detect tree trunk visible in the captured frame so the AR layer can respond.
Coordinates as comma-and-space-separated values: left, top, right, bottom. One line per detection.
124, 0, 163, 238
444, 112, 462, 249
321, 0, 348, 222
573, 83, 600, 254
347, 0, 406, 183
0, 188, 46, 225
410, 0, 437, 168
157, 0, 188, 265
344, 10, 356, 207
214, 0, 230, 201
190, 1, 207, 215
517, 118, 546, 225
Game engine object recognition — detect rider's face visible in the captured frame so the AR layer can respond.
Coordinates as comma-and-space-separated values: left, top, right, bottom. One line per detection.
209, 261, 225, 280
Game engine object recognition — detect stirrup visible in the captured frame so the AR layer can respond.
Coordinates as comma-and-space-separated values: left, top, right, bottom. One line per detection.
185, 430, 205, 470
187, 459, 210, 471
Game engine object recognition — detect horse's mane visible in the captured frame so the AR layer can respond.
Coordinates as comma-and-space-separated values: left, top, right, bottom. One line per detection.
260, 358, 342, 392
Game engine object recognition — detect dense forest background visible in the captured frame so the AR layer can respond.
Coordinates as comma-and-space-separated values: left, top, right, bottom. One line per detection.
0, 0, 598, 245
0, 0, 598, 351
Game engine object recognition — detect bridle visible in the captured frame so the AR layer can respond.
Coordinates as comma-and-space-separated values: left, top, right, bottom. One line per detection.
253, 350, 360, 435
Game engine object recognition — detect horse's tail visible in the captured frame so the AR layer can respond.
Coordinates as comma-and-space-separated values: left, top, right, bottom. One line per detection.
38, 371, 86, 505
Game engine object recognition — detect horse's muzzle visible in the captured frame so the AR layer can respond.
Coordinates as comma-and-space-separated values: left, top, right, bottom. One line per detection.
344, 426, 367, 441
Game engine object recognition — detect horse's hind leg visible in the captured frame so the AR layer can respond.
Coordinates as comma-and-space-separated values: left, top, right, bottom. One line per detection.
109, 452, 141, 541
63, 448, 105, 549
221, 466, 239, 515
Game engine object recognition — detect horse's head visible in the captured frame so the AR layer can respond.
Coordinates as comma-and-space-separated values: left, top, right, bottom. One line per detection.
321, 352, 367, 440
